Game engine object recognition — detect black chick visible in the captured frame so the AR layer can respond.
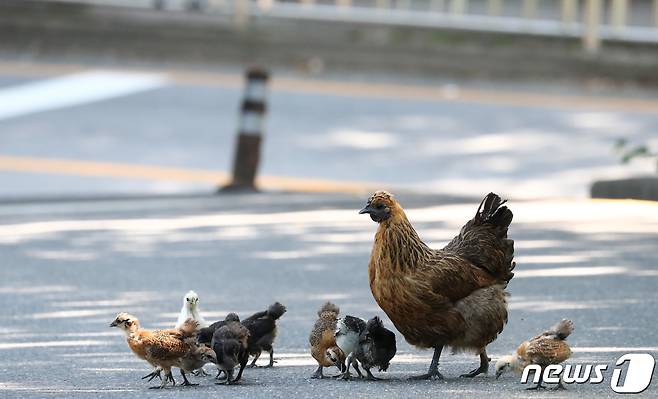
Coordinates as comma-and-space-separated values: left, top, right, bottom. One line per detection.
242, 302, 287, 368
354, 316, 397, 380
197, 312, 241, 347
210, 319, 250, 385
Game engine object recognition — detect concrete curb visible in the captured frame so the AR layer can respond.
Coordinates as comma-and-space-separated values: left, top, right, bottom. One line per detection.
591, 176, 658, 201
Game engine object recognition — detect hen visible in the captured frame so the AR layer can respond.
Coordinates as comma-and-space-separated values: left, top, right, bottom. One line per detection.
496, 319, 574, 390
242, 302, 287, 368
309, 302, 346, 379
353, 316, 397, 380
360, 191, 515, 379
110, 313, 200, 388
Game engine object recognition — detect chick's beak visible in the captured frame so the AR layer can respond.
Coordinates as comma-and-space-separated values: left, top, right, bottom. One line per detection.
495, 370, 503, 379
110, 321, 118, 328
359, 205, 372, 215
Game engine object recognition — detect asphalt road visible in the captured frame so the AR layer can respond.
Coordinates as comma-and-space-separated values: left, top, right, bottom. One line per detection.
1, 192, 657, 398
0, 61, 657, 200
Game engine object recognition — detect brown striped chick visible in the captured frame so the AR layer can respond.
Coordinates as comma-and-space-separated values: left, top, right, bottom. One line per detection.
110, 313, 199, 389
496, 319, 574, 390
309, 302, 346, 379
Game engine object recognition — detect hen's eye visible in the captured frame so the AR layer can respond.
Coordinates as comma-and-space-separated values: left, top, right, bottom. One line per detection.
376, 203, 385, 209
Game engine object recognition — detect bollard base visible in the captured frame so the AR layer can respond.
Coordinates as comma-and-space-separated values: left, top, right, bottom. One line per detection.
218, 183, 260, 193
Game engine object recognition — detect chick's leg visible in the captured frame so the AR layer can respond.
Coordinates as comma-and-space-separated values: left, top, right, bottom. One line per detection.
365, 368, 381, 381
526, 368, 546, 390
409, 345, 445, 380
338, 353, 354, 380
352, 359, 364, 379
142, 368, 162, 382
266, 347, 276, 368
460, 350, 490, 378
248, 351, 261, 368
180, 370, 199, 387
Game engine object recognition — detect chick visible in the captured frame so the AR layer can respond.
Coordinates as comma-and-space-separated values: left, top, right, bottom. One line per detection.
197, 312, 241, 347
176, 290, 208, 328
353, 316, 397, 380
110, 313, 199, 389
210, 319, 250, 384
309, 302, 346, 379
242, 302, 287, 368
495, 319, 574, 390
335, 315, 367, 380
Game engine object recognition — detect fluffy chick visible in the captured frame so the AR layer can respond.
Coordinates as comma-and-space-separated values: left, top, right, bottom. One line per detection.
335, 315, 367, 380
242, 302, 287, 368
496, 319, 574, 390
110, 313, 199, 389
176, 290, 208, 328
210, 319, 250, 384
197, 312, 241, 347
309, 302, 346, 379
354, 316, 397, 380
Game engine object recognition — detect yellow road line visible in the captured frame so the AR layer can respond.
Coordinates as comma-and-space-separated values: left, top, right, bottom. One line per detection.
0, 155, 379, 194
1, 60, 658, 114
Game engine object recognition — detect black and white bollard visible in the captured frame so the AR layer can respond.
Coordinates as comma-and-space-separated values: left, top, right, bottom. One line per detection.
223, 68, 269, 192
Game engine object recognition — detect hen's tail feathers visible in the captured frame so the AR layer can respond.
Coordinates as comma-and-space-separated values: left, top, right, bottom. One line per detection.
548, 319, 574, 340
475, 192, 513, 229
317, 302, 340, 317
480, 193, 515, 283
267, 302, 287, 320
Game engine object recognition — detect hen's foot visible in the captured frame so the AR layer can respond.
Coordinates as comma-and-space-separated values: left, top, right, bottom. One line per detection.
460, 364, 489, 378
181, 381, 199, 387
310, 366, 324, 379
408, 371, 444, 380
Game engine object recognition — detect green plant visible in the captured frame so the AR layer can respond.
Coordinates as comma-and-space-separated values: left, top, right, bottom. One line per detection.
614, 138, 657, 172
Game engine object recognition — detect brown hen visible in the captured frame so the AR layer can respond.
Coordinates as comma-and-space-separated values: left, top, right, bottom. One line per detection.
360, 191, 515, 379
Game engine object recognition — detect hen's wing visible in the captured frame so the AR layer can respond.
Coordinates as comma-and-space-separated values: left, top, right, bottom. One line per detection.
419, 252, 498, 304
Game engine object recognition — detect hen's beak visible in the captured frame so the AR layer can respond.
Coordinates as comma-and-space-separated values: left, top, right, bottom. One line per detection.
359, 205, 372, 214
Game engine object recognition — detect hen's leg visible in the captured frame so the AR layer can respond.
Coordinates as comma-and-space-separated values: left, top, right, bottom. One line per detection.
310, 365, 324, 379
551, 373, 567, 390
409, 346, 445, 380
460, 350, 489, 378
232, 354, 248, 383
248, 351, 261, 368
180, 370, 199, 387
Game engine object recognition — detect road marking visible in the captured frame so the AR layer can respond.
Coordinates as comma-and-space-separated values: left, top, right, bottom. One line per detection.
0, 60, 657, 114
0, 155, 378, 194
0, 70, 169, 121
